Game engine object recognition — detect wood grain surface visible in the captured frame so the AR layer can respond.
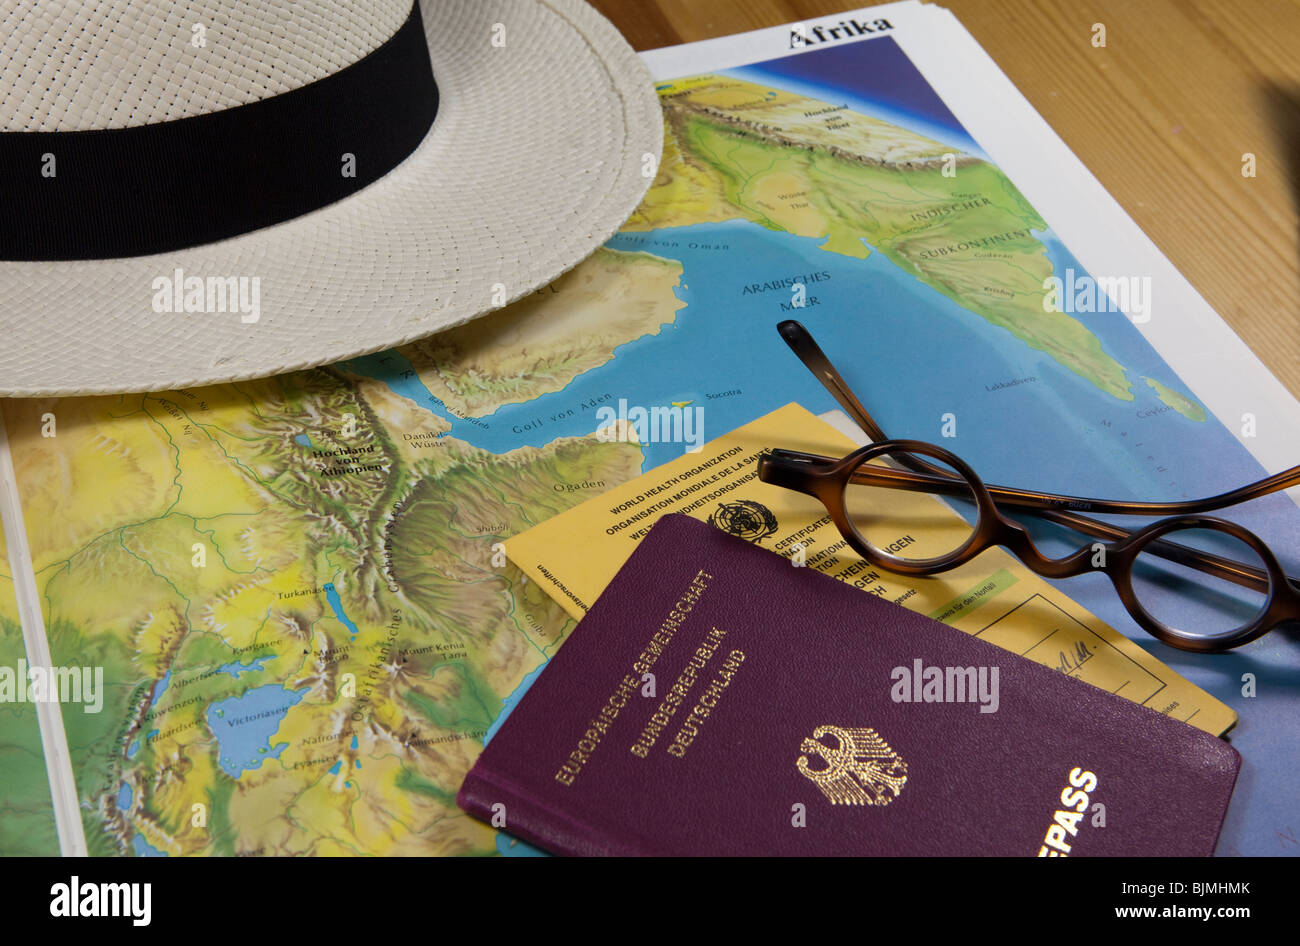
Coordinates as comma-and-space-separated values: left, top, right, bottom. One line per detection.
591, 0, 1300, 399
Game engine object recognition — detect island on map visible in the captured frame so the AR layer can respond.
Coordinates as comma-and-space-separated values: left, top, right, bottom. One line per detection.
1143, 377, 1207, 422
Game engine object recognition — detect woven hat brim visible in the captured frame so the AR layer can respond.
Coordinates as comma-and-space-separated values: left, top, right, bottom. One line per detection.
0, 0, 663, 396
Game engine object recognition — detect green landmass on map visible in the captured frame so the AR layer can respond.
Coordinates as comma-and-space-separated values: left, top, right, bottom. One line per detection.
402, 248, 687, 418
627, 75, 1133, 401
1143, 377, 1206, 422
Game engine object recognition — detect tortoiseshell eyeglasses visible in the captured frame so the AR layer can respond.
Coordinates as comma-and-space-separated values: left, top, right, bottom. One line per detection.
756, 320, 1300, 653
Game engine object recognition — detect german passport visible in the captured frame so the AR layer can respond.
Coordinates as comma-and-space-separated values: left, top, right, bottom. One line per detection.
458, 514, 1241, 855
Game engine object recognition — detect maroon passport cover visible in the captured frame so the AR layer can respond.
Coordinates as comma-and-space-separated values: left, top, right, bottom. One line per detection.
459, 514, 1240, 856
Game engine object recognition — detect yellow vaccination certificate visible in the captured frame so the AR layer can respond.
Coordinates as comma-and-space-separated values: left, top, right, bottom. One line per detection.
507, 403, 1236, 737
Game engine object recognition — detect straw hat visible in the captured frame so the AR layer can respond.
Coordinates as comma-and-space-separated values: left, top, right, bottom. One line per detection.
0, 0, 661, 395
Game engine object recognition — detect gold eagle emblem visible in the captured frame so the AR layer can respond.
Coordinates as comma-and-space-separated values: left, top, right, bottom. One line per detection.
797, 725, 908, 806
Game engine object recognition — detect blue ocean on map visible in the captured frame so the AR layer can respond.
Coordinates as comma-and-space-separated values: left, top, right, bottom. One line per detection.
206, 684, 305, 778
349, 217, 1293, 560
347, 213, 1299, 666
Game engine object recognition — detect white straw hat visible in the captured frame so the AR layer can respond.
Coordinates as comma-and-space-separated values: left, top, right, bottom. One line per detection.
0, 0, 661, 396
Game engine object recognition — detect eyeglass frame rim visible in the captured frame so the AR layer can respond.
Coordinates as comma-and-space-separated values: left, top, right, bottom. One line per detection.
767, 318, 1300, 651
758, 438, 1300, 652
773, 317, 1300, 516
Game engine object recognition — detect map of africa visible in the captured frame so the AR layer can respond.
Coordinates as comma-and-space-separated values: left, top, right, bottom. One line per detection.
1, 35, 1295, 856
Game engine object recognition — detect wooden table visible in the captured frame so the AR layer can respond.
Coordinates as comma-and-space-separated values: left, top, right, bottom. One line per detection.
592, 0, 1300, 400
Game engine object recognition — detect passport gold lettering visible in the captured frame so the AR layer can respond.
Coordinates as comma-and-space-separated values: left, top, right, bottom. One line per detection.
1036, 767, 1099, 856
633, 627, 727, 757
668, 650, 746, 758
553, 672, 640, 786
555, 571, 714, 785
631, 570, 712, 675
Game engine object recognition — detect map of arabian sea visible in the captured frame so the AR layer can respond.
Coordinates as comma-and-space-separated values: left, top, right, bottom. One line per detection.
2, 36, 1297, 856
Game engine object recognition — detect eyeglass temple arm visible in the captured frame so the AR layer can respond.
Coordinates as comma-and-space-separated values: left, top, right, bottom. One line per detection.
776, 321, 1292, 591
764, 449, 1275, 593
776, 320, 1300, 514
778, 320, 888, 443
844, 459, 1300, 517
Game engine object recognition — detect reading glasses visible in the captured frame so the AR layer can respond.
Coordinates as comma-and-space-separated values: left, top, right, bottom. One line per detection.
756, 320, 1300, 653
